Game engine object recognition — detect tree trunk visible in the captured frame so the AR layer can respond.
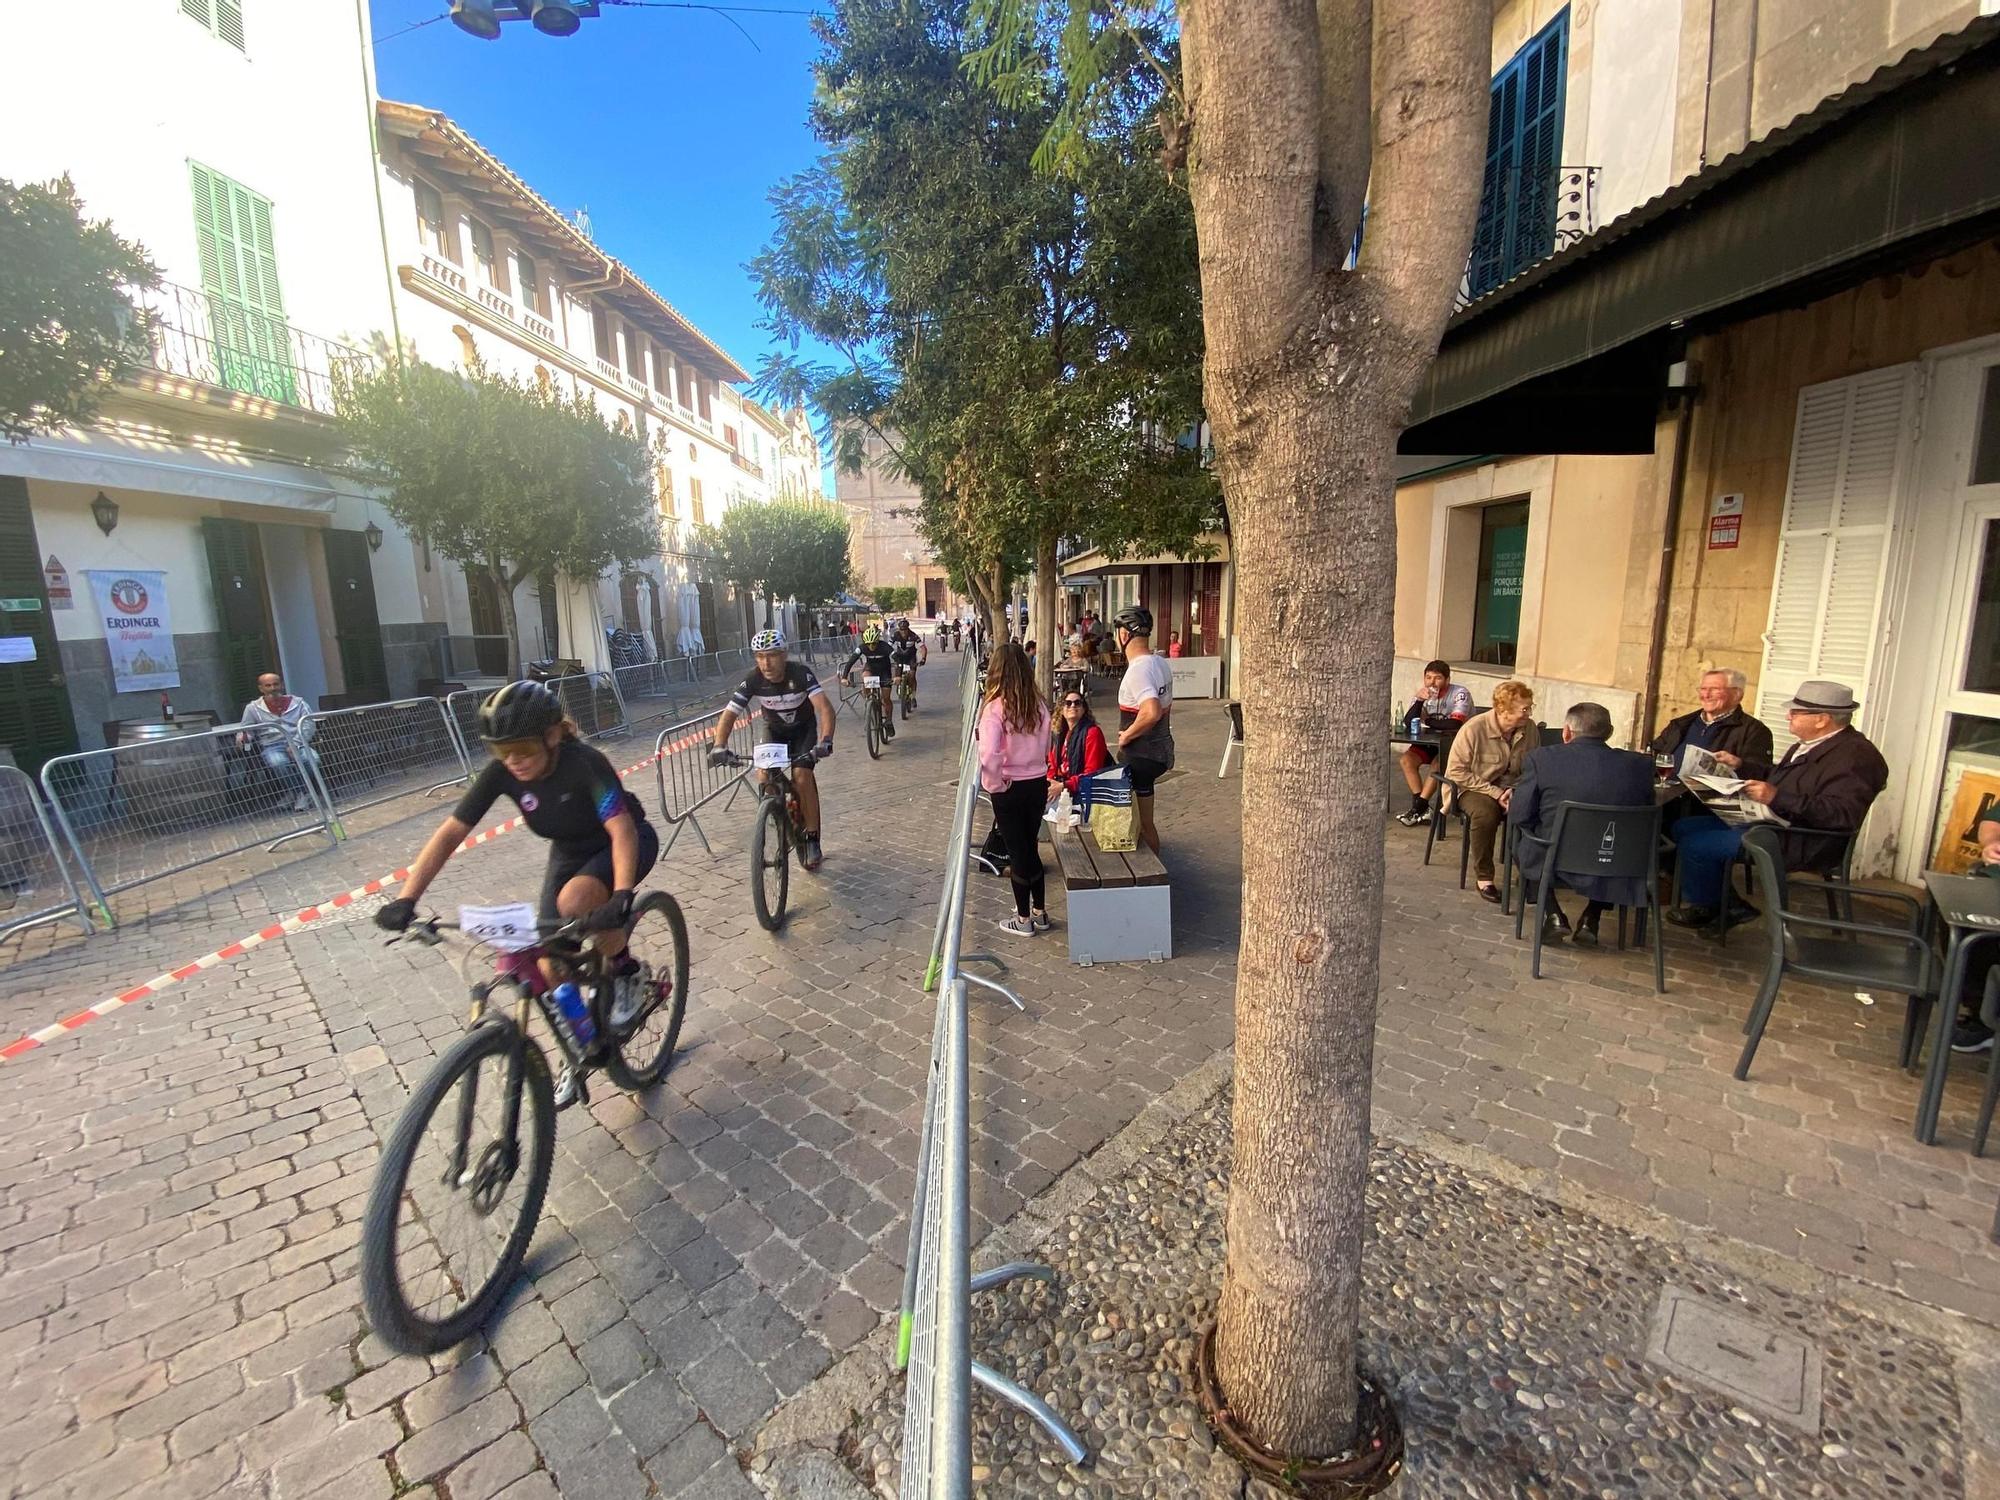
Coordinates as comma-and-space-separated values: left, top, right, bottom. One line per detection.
495, 559, 524, 680
1032, 528, 1060, 699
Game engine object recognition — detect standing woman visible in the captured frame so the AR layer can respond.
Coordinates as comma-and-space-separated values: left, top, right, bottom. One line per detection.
1112, 605, 1174, 854
979, 644, 1052, 935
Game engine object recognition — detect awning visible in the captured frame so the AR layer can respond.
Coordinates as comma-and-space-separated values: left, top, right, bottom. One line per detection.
1060, 534, 1230, 577
1404, 16, 2000, 448
0, 427, 369, 513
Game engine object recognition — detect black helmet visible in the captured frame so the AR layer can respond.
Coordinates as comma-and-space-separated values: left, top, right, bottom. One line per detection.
1112, 605, 1153, 637
479, 680, 563, 742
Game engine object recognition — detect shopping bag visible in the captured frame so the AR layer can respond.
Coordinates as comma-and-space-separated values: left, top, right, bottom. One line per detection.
1079, 767, 1137, 851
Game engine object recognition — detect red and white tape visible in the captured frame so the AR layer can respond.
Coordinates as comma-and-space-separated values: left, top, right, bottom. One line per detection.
0, 730, 712, 1063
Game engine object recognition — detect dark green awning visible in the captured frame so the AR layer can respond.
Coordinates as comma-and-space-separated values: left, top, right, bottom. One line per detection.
1406, 17, 2000, 440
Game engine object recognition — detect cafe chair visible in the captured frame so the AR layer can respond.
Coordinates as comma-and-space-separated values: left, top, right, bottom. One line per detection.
1709, 825, 1862, 946
1509, 802, 1666, 992
1734, 827, 1932, 1082
1218, 701, 1245, 779
1422, 767, 1495, 892
1975, 969, 2000, 1158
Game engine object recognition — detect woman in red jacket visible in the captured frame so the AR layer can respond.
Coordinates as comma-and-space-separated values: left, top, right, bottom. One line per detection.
1047, 689, 1111, 805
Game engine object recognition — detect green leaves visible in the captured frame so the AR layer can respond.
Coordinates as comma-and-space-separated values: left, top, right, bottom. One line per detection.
871, 585, 919, 613
333, 360, 658, 592
0, 176, 157, 443
700, 496, 855, 611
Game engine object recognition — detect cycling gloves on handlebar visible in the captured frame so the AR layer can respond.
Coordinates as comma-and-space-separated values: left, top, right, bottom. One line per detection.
375, 898, 416, 933
584, 889, 635, 932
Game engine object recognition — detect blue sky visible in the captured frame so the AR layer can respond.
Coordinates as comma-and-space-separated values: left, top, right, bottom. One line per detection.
370, 1, 831, 395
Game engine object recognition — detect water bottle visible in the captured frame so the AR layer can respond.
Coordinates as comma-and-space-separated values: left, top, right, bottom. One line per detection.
551, 981, 596, 1050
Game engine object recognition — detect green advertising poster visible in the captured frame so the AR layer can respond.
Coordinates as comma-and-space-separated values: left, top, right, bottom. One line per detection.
1484, 521, 1527, 645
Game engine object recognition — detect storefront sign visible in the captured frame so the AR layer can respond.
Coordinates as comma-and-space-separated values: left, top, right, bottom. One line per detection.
0, 598, 40, 613
1707, 492, 1743, 551
85, 569, 180, 693
43, 555, 71, 610
1169, 656, 1222, 700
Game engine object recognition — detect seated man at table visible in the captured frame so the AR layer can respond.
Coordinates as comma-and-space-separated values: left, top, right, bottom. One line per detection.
237, 670, 321, 812
1652, 667, 1774, 772
1508, 702, 1655, 946
1395, 659, 1475, 827
1665, 679, 1888, 936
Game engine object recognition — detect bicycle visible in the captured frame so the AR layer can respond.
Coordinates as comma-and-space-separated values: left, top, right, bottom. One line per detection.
855, 673, 891, 760
897, 662, 916, 720
714, 746, 822, 931
358, 898, 689, 1354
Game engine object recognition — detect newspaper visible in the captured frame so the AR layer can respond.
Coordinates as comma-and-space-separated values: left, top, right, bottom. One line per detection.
1677, 746, 1790, 827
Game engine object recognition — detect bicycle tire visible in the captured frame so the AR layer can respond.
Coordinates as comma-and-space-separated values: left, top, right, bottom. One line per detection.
359, 1017, 554, 1354
601, 891, 691, 1090
866, 698, 882, 759
900, 675, 912, 720
750, 796, 790, 931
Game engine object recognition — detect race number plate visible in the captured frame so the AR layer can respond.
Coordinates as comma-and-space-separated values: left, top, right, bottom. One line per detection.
863, 675, 881, 689
753, 742, 789, 770
460, 902, 539, 952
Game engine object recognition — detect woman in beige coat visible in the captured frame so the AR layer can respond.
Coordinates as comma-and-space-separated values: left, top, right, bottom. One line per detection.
1442, 679, 1536, 901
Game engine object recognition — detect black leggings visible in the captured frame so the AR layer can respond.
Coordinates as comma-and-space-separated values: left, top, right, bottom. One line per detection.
989, 778, 1049, 918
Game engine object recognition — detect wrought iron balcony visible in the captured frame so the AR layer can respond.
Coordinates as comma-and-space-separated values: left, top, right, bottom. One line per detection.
1455, 164, 1600, 311
134, 279, 370, 415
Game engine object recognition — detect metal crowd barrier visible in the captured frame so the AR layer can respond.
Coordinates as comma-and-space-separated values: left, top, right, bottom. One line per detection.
303, 696, 470, 820
40, 725, 337, 930
0, 766, 92, 944
897, 656, 1090, 1498
446, 669, 627, 752
651, 708, 755, 856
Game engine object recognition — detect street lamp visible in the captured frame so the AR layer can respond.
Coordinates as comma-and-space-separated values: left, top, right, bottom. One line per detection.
90, 491, 120, 537
450, 0, 600, 39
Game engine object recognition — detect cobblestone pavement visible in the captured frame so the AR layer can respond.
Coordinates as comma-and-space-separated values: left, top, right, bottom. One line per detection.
1, 690, 1994, 1500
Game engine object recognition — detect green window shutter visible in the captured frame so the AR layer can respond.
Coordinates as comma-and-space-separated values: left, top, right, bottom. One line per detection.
214, 0, 245, 50
188, 163, 294, 404
181, 0, 212, 26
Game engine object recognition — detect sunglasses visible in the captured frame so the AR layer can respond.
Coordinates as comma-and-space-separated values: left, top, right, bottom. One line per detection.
1062, 698, 1085, 707
487, 737, 545, 759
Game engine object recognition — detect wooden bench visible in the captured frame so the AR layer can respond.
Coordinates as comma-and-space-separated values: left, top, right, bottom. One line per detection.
1049, 822, 1171, 965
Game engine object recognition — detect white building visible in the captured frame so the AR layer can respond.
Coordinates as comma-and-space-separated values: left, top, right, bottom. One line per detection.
0, 0, 435, 771
374, 101, 779, 670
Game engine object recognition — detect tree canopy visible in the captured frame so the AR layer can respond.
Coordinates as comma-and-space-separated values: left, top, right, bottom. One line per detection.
335, 359, 659, 672
751, 0, 1220, 647
697, 496, 855, 620
0, 176, 156, 443
870, 584, 918, 614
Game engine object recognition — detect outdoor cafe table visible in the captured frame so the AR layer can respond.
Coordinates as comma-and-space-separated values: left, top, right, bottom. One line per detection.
1917, 871, 2000, 1146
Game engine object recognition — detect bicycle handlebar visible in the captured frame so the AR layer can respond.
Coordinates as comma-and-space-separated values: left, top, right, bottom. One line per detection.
711, 748, 823, 771
393, 913, 584, 948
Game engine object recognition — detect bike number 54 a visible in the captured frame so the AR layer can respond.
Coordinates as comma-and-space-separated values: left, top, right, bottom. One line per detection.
460, 902, 539, 952
753, 742, 789, 771
863, 675, 881, 689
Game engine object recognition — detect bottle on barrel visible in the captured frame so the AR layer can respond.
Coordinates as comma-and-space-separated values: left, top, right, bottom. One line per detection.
160, 692, 175, 724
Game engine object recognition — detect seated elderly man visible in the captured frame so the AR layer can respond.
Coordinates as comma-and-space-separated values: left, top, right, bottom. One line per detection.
1665, 680, 1887, 936
1507, 703, 1654, 946
1652, 667, 1774, 771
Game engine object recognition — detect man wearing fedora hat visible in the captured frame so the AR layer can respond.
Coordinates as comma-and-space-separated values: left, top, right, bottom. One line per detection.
1665, 679, 1888, 934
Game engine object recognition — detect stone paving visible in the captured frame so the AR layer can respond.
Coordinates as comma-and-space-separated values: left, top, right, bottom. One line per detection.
0, 686, 1994, 1499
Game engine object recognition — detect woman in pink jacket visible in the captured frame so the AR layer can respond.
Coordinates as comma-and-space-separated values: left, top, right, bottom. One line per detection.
978, 643, 1052, 935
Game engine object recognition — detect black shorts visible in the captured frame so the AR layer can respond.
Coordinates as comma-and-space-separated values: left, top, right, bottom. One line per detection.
1123, 754, 1171, 798
539, 822, 660, 920
762, 716, 820, 762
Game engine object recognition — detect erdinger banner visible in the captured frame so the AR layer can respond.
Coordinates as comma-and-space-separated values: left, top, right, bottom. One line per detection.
86, 569, 180, 693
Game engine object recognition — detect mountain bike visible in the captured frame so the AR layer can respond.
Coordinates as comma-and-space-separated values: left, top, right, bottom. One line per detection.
715, 746, 822, 931
897, 662, 916, 720
358, 899, 689, 1353
856, 674, 891, 760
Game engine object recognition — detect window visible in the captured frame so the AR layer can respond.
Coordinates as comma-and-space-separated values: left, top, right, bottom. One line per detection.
1465, 9, 1568, 301
723, 424, 739, 450
690, 477, 706, 526
681, 369, 701, 413
414, 180, 457, 263
189, 162, 295, 405
1469, 499, 1529, 667
591, 306, 613, 364
651, 343, 671, 394
469, 219, 504, 291
515, 250, 546, 316
1974, 366, 2000, 486
181, 0, 245, 51
658, 464, 676, 515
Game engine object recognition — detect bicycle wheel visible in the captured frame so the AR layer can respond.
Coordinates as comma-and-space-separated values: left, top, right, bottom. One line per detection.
360, 1017, 554, 1354
601, 891, 690, 1091
900, 675, 912, 720
866, 698, 882, 759
750, 795, 790, 931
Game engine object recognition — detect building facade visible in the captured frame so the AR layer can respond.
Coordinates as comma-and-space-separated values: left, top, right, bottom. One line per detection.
833, 427, 961, 618
1393, 1, 2000, 881
0, 0, 434, 773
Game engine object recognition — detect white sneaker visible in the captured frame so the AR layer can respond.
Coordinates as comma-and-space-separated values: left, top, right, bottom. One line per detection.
608, 970, 646, 1029
552, 1064, 579, 1110
1030, 910, 1054, 933
998, 915, 1035, 935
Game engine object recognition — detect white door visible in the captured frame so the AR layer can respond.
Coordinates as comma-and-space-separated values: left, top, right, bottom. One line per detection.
1885, 344, 2000, 882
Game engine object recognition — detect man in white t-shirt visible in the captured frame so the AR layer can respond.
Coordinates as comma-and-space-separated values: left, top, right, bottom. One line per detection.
1112, 605, 1173, 854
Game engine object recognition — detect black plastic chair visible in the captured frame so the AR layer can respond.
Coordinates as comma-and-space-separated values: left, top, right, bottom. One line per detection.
1734, 827, 1933, 1082
1509, 801, 1665, 991
1423, 768, 1506, 892
1710, 824, 1862, 946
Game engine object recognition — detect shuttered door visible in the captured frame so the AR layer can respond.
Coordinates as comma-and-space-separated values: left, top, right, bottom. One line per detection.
202, 518, 277, 715
323, 531, 389, 702
189, 164, 294, 404
181, 0, 245, 50
1466, 10, 1568, 299
0, 479, 78, 774
1756, 365, 1918, 753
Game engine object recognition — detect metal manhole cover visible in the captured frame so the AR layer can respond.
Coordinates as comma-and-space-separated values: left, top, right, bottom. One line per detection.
1644, 1286, 1823, 1432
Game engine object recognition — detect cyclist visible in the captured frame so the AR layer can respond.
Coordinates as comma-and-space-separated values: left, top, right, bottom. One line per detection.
374, 680, 658, 1107
842, 625, 898, 742
711, 629, 835, 870
891, 620, 926, 712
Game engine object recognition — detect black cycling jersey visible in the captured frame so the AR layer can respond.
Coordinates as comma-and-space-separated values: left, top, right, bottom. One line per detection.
844, 641, 894, 679
452, 738, 647, 855
729, 662, 825, 730
890, 634, 920, 665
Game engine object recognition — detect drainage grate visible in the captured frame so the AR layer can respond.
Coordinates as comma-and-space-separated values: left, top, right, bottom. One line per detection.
1644, 1286, 1824, 1433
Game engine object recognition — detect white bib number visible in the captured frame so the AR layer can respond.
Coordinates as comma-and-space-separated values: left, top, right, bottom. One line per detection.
459, 901, 539, 953
863, 675, 881, 689
753, 742, 789, 771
